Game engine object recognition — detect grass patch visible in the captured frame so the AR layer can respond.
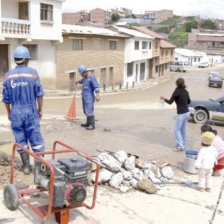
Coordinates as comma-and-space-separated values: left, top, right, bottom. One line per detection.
169, 28, 188, 39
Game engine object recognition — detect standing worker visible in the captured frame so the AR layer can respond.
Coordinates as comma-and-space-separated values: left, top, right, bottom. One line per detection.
76, 65, 100, 130
160, 78, 191, 151
2, 46, 45, 175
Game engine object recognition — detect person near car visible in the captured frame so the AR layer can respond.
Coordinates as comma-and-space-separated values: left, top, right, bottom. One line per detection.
2, 46, 45, 175
195, 131, 218, 192
160, 78, 191, 151
75, 65, 100, 130
201, 124, 224, 175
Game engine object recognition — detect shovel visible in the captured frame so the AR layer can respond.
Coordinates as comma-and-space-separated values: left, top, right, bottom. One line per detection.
154, 179, 197, 188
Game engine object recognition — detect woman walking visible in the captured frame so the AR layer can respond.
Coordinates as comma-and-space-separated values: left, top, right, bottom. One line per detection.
160, 78, 191, 151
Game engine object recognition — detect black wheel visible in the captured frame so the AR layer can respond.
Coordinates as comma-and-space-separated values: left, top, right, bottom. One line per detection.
4, 184, 19, 210
193, 109, 208, 124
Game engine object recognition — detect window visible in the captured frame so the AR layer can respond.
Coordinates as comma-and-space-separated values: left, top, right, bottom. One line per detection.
19, 2, 29, 20
166, 50, 168, 56
155, 41, 159, 49
161, 50, 164, 57
40, 3, 53, 21
73, 39, 83, 51
149, 42, 151, 49
23, 45, 38, 60
135, 41, 139, 50
142, 41, 148, 50
171, 50, 173, 56
109, 41, 117, 50
127, 63, 133, 77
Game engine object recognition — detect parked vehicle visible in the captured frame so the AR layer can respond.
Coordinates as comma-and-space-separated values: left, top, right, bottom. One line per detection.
189, 95, 224, 124
170, 61, 188, 72
198, 61, 209, 68
208, 72, 223, 88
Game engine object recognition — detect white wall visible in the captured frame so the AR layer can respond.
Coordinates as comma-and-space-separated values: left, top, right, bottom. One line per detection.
174, 53, 204, 66
1, 0, 19, 18
30, 0, 63, 41
124, 38, 152, 63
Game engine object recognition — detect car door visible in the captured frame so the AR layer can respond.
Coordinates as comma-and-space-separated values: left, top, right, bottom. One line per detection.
212, 97, 224, 121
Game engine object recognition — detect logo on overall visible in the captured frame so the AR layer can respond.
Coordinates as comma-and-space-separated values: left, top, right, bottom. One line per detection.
11, 80, 28, 88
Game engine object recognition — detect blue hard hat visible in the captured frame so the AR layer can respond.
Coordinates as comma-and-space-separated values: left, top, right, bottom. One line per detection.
78, 65, 87, 75
14, 46, 31, 59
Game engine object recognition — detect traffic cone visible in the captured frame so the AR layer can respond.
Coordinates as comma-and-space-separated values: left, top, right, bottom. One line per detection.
66, 96, 79, 120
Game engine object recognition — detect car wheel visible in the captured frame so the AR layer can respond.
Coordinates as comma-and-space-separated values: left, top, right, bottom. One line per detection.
193, 109, 208, 124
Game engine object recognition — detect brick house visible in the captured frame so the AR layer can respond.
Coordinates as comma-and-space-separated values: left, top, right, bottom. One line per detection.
56, 25, 127, 90
90, 8, 111, 26
62, 10, 90, 25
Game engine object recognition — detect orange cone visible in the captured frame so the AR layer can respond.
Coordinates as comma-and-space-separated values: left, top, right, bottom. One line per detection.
66, 96, 79, 120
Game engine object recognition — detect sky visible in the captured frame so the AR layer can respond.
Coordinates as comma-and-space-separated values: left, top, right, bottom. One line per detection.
62, 0, 224, 20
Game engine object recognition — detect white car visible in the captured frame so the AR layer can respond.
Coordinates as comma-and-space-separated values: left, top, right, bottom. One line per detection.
198, 62, 209, 68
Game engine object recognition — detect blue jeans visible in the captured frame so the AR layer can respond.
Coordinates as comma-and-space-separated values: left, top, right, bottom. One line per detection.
174, 112, 190, 149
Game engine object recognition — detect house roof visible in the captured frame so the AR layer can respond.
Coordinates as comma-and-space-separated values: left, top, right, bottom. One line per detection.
132, 26, 163, 39
175, 48, 206, 57
112, 26, 154, 39
62, 24, 127, 38
197, 35, 224, 42
160, 40, 176, 48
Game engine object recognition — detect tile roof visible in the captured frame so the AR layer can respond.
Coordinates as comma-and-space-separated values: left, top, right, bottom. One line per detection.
132, 26, 163, 39
160, 39, 176, 48
175, 48, 206, 57
197, 35, 224, 41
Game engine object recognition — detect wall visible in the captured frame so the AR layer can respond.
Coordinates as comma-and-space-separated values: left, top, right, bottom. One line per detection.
56, 35, 125, 89
1, 0, 19, 18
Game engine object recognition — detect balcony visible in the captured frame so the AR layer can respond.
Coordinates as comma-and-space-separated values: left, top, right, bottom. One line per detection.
1, 18, 31, 40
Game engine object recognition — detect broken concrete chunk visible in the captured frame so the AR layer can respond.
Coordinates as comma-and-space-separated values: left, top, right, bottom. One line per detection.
132, 168, 144, 180
119, 185, 130, 193
160, 166, 174, 179
114, 151, 128, 164
137, 179, 157, 194
122, 170, 133, 181
98, 153, 121, 172
109, 172, 124, 189
129, 178, 138, 189
135, 158, 152, 169
124, 156, 135, 171
155, 168, 162, 179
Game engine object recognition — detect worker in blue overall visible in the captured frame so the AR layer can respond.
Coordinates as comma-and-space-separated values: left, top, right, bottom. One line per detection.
2, 46, 45, 175
76, 65, 100, 130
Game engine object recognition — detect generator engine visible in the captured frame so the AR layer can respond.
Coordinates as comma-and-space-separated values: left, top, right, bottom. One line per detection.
34, 157, 90, 208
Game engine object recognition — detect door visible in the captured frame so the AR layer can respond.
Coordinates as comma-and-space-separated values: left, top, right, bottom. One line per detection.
0, 45, 9, 80
135, 64, 139, 82
69, 72, 76, 91
100, 68, 106, 87
140, 63, 145, 81
148, 59, 153, 79
109, 67, 114, 86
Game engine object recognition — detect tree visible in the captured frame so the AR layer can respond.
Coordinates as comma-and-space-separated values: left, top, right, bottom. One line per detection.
201, 19, 217, 30
184, 20, 198, 32
111, 13, 120, 23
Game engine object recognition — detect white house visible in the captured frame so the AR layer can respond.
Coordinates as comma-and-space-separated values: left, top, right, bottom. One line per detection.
0, 0, 64, 87
112, 26, 154, 86
174, 48, 206, 66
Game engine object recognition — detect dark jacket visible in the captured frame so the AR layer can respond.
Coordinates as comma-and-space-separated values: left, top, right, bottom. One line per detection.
165, 86, 191, 114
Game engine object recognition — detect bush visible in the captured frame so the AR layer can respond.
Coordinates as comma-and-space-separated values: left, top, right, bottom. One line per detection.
155, 27, 170, 33
169, 28, 188, 39
201, 19, 218, 30
184, 20, 198, 32
160, 18, 180, 28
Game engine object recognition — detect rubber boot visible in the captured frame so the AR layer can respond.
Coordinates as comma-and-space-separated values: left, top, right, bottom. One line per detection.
20, 153, 31, 175
86, 116, 95, 130
81, 117, 89, 127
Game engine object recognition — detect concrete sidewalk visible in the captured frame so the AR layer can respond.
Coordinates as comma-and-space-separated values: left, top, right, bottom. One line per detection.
0, 174, 223, 224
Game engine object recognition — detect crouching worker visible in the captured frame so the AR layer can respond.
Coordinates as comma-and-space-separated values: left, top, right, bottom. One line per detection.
2, 46, 45, 175
76, 65, 100, 130
195, 132, 218, 192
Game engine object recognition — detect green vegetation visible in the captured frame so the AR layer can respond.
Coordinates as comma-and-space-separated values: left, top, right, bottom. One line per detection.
160, 18, 180, 28
184, 20, 198, 32
111, 13, 120, 23
201, 19, 218, 30
168, 38, 188, 48
169, 28, 188, 39
155, 26, 170, 34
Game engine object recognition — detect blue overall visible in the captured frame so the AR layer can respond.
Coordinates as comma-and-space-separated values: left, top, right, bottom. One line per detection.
81, 73, 100, 117
2, 65, 45, 153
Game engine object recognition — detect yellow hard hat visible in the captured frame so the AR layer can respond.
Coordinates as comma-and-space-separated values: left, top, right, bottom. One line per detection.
201, 131, 215, 145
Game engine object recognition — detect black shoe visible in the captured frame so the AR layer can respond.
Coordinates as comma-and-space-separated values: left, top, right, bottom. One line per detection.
86, 116, 95, 130
20, 152, 31, 175
81, 117, 89, 127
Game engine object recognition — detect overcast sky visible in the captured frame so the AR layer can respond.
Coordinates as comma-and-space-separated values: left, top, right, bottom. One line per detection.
62, 0, 224, 19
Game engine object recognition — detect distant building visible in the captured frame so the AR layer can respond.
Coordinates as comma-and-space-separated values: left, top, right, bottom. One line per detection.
187, 29, 224, 54
144, 9, 173, 23
62, 10, 90, 25
90, 8, 111, 26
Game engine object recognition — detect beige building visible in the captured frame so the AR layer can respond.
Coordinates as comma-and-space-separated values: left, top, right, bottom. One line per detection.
144, 9, 173, 23
56, 25, 127, 90
132, 26, 176, 78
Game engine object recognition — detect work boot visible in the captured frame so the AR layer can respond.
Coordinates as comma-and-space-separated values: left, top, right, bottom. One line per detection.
81, 117, 89, 127
20, 152, 31, 175
86, 116, 95, 130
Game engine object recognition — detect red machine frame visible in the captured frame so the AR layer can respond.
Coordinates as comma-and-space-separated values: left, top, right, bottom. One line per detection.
10, 141, 100, 224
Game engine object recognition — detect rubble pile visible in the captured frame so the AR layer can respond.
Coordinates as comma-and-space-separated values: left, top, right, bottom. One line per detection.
89, 151, 174, 194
